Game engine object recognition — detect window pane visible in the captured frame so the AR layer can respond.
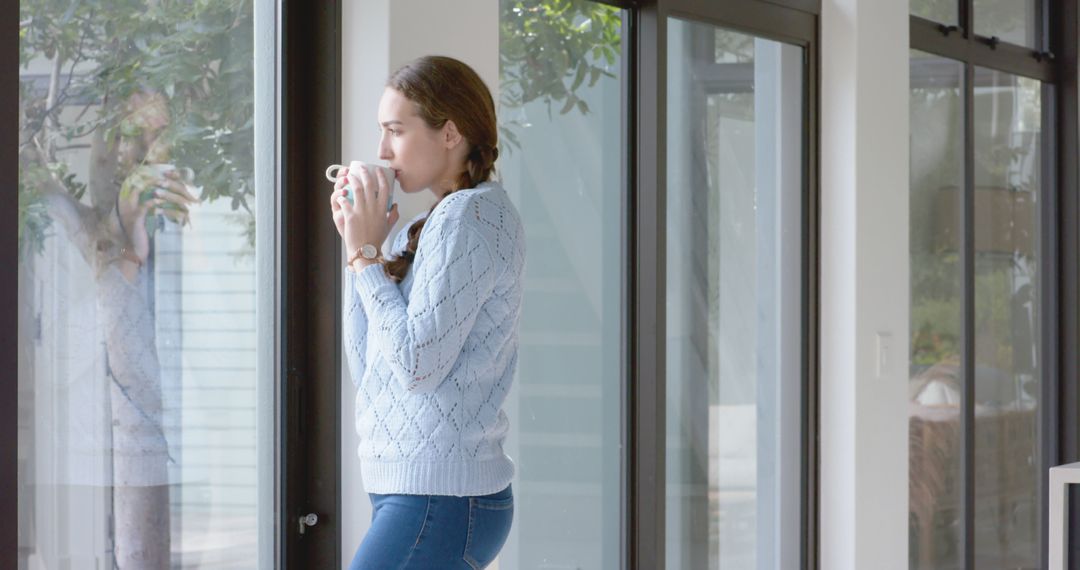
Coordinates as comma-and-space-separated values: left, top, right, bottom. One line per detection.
18, 1, 268, 567
909, 50, 964, 570
496, 1, 625, 567
972, 67, 1041, 567
974, 0, 1040, 48
912, 0, 958, 26
666, 19, 805, 570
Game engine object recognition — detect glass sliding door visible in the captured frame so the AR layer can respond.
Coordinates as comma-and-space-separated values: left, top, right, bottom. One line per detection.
909, 50, 965, 570
17, 0, 275, 567
497, 2, 626, 568
971, 67, 1043, 568
908, 33, 1048, 570
665, 19, 806, 570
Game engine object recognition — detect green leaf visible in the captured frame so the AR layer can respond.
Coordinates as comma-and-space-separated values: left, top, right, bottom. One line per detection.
559, 94, 576, 115
570, 62, 586, 90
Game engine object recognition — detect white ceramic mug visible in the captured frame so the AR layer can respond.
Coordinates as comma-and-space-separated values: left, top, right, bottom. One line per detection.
325, 161, 395, 213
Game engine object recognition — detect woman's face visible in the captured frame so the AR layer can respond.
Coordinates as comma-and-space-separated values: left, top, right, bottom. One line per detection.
377, 87, 465, 195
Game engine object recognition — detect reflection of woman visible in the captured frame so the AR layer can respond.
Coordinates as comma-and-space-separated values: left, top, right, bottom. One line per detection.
97, 89, 198, 568
329, 56, 525, 569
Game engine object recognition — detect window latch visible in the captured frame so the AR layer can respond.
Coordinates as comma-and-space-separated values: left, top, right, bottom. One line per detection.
937, 24, 960, 37
298, 513, 319, 535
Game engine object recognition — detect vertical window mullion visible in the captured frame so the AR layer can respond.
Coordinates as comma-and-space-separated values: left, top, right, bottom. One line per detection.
1038, 0, 1047, 52
960, 60, 976, 570
1039, 80, 1059, 570
961, 0, 973, 36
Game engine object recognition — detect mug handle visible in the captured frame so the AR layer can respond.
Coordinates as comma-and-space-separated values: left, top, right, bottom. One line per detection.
325, 164, 346, 183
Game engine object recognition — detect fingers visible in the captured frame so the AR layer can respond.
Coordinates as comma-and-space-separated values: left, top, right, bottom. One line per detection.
331, 167, 351, 211
149, 176, 199, 204
356, 168, 373, 201
330, 187, 344, 211
334, 168, 350, 191
153, 186, 193, 207
335, 192, 353, 214
138, 197, 166, 214
347, 172, 363, 194
155, 179, 199, 203
351, 168, 389, 211
375, 168, 390, 209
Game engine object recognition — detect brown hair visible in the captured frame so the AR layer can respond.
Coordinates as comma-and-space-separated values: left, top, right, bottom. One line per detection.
382, 56, 499, 283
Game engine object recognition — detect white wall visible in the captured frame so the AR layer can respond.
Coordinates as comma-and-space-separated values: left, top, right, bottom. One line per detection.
820, 0, 910, 568
339, 2, 498, 565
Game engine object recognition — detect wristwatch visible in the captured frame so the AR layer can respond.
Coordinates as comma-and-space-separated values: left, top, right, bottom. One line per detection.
359, 244, 380, 260
346, 243, 382, 272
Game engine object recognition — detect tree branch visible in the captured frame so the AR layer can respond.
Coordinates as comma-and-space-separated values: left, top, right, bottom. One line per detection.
21, 142, 103, 269
88, 127, 120, 215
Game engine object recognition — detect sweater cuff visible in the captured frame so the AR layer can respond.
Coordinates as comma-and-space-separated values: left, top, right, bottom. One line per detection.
353, 262, 398, 310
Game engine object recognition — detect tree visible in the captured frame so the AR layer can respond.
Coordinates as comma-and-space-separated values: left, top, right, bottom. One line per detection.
19, 1, 254, 567
498, 0, 622, 154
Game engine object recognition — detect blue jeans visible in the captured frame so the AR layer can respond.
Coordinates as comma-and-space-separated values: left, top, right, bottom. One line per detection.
348, 484, 514, 570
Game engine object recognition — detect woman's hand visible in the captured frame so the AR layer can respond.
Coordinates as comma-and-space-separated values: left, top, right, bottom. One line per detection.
336, 167, 400, 263
118, 173, 198, 261
330, 168, 350, 239
111, 169, 199, 282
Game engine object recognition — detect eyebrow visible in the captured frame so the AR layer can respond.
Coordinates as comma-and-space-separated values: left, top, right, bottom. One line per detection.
379, 120, 404, 127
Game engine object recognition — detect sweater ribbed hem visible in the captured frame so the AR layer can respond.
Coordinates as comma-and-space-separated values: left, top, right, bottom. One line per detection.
360, 456, 515, 497
354, 261, 395, 295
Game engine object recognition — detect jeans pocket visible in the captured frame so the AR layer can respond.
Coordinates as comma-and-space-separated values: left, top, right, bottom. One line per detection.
463, 493, 514, 569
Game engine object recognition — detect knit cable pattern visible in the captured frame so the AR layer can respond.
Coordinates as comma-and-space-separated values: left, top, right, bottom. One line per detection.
343, 181, 525, 496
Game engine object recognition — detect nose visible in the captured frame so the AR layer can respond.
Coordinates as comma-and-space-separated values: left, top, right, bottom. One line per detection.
377, 134, 393, 161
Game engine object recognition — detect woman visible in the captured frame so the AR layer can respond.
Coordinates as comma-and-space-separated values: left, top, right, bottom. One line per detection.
329, 55, 525, 570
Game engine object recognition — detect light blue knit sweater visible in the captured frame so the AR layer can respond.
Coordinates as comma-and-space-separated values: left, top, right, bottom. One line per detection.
343, 180, 525, 497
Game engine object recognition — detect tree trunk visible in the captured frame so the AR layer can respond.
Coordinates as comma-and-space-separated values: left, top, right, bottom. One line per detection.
31, 130, 173, 567
113, 485, 171, 569
98, 264, 171, 568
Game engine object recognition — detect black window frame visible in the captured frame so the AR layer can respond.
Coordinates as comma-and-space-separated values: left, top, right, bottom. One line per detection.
624, 1, 820, 569
910, 0, 1080, 568
280, 0, 343, 567
3, 0, 18, 565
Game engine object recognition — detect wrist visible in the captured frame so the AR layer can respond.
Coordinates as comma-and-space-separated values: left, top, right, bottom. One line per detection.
346, 244, 384, 273
347, 257, 381, 273
347, 243, 382, 265
111, 245, 144, 268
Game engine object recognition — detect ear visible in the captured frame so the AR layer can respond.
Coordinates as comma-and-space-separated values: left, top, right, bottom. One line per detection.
442, 120, 464, 149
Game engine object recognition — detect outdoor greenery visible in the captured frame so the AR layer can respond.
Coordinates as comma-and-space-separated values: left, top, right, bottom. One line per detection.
910, 65, 1040, 377
19, 0, 623, 258
19, 0, 255, 258
499, 0, 622, 154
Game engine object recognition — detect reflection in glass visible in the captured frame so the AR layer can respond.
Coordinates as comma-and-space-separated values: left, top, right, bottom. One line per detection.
18, 1, 261, 568
908, 50, 964, 570
972, 68, 1041, 568
911, 0, 957, 26
974, 0, 1039, 49
666, 19, 804, 569
495, 1, 624, 568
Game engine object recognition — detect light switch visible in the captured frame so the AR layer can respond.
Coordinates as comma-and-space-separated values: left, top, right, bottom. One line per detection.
876, 331, 893, 378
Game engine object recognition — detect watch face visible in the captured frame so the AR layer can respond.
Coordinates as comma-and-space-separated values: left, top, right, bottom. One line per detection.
361, 244, 378, 259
